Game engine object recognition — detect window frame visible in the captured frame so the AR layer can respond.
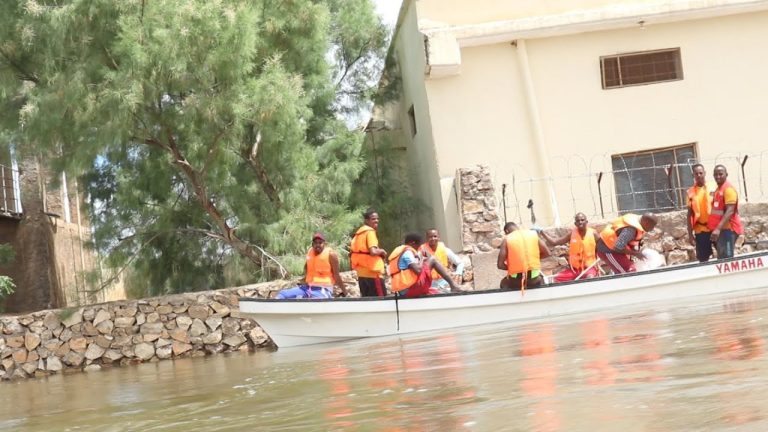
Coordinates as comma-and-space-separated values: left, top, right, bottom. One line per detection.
600, 48, 683, 90
611, 143, 698, 214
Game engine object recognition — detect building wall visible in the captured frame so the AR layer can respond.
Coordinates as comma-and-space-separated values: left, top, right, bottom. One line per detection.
416, 0, 638, 26
383, 0, 465, 249
415, 9, 768, 241
0, 156, 120, 313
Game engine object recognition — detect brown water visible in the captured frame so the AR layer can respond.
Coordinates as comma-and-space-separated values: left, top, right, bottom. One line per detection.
2, 289, 768, 431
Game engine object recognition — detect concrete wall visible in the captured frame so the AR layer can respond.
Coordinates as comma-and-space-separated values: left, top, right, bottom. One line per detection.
416, 0, 641, 26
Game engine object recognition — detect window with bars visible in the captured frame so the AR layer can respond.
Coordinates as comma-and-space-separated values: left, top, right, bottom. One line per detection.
611, 144, 697, 214
601, 48, 683, 89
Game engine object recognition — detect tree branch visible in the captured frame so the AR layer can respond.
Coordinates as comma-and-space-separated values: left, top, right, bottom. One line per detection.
241, 127, 282, 207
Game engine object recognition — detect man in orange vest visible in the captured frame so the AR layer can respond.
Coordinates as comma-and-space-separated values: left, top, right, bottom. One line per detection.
389, 233, 461, 298
497, 222, 551, 290
539, 212, 601, 282
708, 164, 743, 259
350, 209, 388, 297
686, 164, 717, 262
596, 213, 658, 274
419, 229, 464, 293
276, 232, 347, 299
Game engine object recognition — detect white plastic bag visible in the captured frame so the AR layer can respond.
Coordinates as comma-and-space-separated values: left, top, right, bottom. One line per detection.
635, 249, 666, 271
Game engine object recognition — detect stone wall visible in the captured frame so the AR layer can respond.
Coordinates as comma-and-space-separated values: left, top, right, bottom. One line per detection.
0, 279, 302, 381
458, 166, 504, 254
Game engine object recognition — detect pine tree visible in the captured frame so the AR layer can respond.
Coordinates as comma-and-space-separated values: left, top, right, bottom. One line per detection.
0, 0, 387, 295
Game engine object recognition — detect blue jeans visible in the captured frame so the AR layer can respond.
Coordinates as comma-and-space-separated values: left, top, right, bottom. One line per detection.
715, 229, 736, 259
276, 285, 333, 299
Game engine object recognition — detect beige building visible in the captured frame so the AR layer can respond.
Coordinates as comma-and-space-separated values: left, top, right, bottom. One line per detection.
368, 0, 768, 250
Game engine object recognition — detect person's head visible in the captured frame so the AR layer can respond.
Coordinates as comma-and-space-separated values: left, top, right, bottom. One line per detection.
713, 164, 728, 186
404, 232, 423, 247
425, 229, 440, 248
311, 232, 326, 254
363, 208, 379, 229
503, 222, 518, 234
640, 213, 658, 232
691, 163, 706, 187
573, 212, 588, 231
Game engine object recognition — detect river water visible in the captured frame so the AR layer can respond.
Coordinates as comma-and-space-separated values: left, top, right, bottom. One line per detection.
2, 288, 768, 431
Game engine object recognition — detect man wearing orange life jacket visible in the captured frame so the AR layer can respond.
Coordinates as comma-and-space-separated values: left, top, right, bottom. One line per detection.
419, 229, 464, 293
276, 232, 347, 299
350, 209, 388, 297
708, 164, 743, 259
497, 222, 551, 290
596, 213, 658, 274
389, 233, 460, 298
686, 164, 717, 262
539, 212, 601, 282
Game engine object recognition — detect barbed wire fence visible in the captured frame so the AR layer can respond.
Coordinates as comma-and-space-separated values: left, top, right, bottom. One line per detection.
495, 150, 768, 227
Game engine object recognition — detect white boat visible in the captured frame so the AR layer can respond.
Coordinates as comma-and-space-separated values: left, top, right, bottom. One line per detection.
239, 251, 768, 348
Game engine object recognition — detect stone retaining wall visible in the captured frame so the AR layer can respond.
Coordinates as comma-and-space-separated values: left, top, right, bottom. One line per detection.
0, 279, 300, 381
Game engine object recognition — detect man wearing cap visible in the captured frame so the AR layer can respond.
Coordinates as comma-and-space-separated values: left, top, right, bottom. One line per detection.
276, 232, 347, 299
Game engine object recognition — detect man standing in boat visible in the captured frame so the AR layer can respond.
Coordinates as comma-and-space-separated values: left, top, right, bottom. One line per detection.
276, 232, 347, 299
596, 213, 658, 274
686, 164, 717, 262
539, 212, 601, 282
497, 222, 551, 290
389, 233, 461, 297
708, 164, 743, 259
350, 209, 388, 297
420, 229, 464, 293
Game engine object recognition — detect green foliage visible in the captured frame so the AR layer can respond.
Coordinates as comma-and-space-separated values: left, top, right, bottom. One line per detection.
351, 133, 426, 251
56, 306, 79, 322
0, 0, 388, 296
0, 244, 15, 301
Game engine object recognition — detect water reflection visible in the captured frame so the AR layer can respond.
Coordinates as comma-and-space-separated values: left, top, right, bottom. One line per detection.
3, 290, 768, 431
317, 334, 479, 431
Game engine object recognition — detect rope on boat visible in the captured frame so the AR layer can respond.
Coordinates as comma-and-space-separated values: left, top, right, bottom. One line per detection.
395, 292, 401, 331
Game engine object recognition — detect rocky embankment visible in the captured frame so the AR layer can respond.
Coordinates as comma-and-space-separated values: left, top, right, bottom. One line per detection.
0, 280, 304, 381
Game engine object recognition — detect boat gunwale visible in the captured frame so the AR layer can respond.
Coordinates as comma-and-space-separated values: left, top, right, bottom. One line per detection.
239, 250, 768, 304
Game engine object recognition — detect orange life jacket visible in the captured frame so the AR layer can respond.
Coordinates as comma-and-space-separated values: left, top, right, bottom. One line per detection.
388, 245, 419, 292
306, 247, 334, 286
350, 225, 384, 273
707, 181, 744, 234
420, 241, 448, 280
600, 214, 645, 251
569, 227, 597, 270
505, 230, 541, 275
687, 182, 715, 233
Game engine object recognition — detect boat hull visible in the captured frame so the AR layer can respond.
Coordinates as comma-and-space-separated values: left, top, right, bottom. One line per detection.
239, 252, 768, 348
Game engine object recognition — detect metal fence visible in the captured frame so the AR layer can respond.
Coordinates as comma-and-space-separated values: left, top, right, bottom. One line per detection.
496, 150, 768, 226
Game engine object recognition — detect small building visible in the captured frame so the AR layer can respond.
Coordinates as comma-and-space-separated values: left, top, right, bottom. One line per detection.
367, 0, 768, 250
0, 153, 123, 313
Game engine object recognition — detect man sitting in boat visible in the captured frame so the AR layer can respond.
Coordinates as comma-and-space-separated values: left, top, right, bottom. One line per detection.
419, 229, 465, 293
497, 222, 551, 290
539, 212, 601, 282
276, 232, 347, 299
389, 233, 461, 298
596, 213, 658, 274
